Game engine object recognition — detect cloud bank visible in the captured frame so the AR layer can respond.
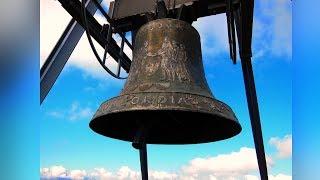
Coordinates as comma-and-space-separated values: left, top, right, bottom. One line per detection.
41, 147, 291, 180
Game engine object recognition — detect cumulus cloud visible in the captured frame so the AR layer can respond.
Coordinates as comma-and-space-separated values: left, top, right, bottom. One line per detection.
41, 165, 291, 180
149, 170, 178, 180
40, 166, 140, 180
69, 170, 87, 179
269, 134, 292, 159
41, 147, 291, 180
181, 147, 274, 179
90, 168, 113, 179
260, 0, 292, 58
269, 174, 292, 180
193, 14, 229, 61
40, 166, 180, 180
252, 0, 292, 59
41, 165, 68, 179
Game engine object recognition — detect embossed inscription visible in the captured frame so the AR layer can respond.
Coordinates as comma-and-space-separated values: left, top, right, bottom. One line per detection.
101, 94, 232, 117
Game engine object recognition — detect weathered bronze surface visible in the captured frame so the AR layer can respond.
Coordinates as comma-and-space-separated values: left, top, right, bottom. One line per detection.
90, 18, 241, 144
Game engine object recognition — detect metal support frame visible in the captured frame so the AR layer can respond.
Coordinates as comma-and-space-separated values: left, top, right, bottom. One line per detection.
226, 0, 237, 63
139, 144, 148, 180
42, 0, 270, 180
59, 0, 131, 71
40, 0, 103, 104
235, 0, 269, 179
132, 127, 149, 180
240, 57, 268, 180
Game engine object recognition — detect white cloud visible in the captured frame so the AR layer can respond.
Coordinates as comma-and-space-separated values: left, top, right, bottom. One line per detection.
193, 0, 292, 61
69, 169, 87, 179
181, 147, 273, 178
68, 101, 94, 121
244, 174, 259, 180
193, 14, 229, 60
90, 168, 113, 179
41, 165, 292, 180
149, 170, 178, 179
50, 165, 68, 177
116, 166, 140, 179
47, 101, 94, 121
47, 111, 64, 119
269, 173, 292, 180
40, 165, 68, 179
269, 134, 292, 159
41, 147, 292, 180
253, 0, 292, 59
40, 0, 72, 66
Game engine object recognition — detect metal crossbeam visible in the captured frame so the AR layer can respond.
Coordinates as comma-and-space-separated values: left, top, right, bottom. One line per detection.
59, 0, 131, 71
108, 0, 241, 32
40, 0, 103, 104
91, 0, 133, 50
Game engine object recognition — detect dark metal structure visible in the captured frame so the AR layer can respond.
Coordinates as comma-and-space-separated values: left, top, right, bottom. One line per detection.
40, 0, 269, 179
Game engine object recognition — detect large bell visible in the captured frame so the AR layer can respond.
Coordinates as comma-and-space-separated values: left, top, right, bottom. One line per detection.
90, 18, 241, 144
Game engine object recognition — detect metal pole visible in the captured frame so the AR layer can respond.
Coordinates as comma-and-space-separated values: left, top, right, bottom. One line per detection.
139, 143, 148, 180
240, 56, 269, 180
132, 126, 148, 180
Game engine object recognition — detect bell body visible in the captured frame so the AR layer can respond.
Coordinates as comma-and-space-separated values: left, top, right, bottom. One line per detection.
90, 18, 241, 144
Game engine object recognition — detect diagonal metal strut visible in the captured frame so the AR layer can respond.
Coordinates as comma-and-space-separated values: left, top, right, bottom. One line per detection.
240, 56, 269, 180
40, 0, 103, 104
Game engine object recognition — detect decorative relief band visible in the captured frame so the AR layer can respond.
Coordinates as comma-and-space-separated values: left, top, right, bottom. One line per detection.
97, 93, 236, 119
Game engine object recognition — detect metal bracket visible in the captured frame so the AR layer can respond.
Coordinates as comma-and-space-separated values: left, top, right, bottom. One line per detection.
226, 0, 237, 64
155, 0, 168, 19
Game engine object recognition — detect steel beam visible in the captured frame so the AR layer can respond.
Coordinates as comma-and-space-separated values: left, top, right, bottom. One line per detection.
139, 144, 148, 180
59, 0, 131, 71
240, 57, 269, 180
235, 0, 269, 179
40, 0, 103, 104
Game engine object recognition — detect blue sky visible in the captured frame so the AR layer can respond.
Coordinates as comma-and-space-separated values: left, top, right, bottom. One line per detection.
40, 0, 292, 179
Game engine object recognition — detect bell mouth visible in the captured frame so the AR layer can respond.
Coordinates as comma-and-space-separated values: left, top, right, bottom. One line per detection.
89, 92, 241, 144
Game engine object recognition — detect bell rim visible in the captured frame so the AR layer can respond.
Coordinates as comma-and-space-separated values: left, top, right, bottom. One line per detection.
93, 92, 239, 125
90, 108, 242, 145
90, 92, 242, 145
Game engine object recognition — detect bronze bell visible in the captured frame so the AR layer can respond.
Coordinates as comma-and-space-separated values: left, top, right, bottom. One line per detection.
90, 18, 241, 144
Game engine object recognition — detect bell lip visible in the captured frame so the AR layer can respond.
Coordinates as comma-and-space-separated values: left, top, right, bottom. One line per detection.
89, 108, 242, 145
89, 92, 242, 145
